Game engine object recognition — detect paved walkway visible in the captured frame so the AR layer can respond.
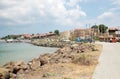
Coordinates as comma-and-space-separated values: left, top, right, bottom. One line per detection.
92, 42, 120, 79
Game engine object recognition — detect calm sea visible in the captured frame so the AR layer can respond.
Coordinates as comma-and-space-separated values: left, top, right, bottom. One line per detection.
0, 42, 58, 66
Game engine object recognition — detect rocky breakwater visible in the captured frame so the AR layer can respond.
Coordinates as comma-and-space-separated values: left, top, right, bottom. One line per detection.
0, 43, 99, 79
31, 39, 73, 48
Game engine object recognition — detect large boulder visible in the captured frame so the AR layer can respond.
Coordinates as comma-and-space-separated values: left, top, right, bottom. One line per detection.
3, 61, 29, 74
3, 62, 15, 69
39, 57, 49, 66
0, 67, 10, 79
28, 58, 41, 70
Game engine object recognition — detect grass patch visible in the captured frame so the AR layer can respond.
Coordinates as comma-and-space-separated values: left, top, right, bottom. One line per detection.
72, 54, 93, 65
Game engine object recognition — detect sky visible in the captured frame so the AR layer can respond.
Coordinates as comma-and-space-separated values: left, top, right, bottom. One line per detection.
0, 0, 120, 37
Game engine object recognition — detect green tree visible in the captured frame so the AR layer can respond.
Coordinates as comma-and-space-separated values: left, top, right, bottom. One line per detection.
91, 24, 108, 33
54, 30, 60, 36
99, 24, 108, 33
12, 35, 18, 39
49, 31, 53, 33
4, 35, 11, 39
2, 35, 20, 39
91, 25, 98, 29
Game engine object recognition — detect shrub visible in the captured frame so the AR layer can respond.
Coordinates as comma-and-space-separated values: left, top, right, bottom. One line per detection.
72, 54, 93, 65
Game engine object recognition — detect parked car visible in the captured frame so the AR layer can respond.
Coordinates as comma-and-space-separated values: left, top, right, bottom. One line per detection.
110, 37, 117, 43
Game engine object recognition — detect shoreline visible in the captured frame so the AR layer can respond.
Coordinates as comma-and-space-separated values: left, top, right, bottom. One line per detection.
0, 42, 102, 79
30, 39, 79, 48
0, 39, 5, 42
0, 42, 59, 66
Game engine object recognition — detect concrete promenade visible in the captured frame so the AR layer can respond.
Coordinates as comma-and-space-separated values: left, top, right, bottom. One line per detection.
92, 42, 120, 79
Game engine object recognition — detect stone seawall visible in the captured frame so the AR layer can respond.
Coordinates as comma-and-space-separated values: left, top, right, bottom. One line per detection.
31, 39, 77, 48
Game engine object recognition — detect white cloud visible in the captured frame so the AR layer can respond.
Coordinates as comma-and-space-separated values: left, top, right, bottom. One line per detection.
0, 0, 86, 26
66, 0, 91, 7
97, 10, 120, 26
0, 0, 21, 5
68, 5, 86, 19
0, 0, 32, 24
112, 0, 120, 5
67, 0, 81, 7
98, 12, 114, 19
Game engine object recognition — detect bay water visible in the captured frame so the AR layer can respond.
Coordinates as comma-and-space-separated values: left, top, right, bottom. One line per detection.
0, 42, 58, 66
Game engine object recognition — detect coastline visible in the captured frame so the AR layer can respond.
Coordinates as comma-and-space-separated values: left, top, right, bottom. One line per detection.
0, 42, 102, 79
31, 39, 77, 48
0, 42, 59, 66
0, 39, 5, 42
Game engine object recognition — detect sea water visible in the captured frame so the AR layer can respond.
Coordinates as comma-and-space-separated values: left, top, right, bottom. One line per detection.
0, 42, 58, 66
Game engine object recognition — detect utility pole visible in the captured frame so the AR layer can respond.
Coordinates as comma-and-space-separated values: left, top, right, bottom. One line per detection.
86, 24, 88, 37
118, 26, 119, 36
89, 23, 92, 43
117, 26, 120, 40
98, 24, 99, 36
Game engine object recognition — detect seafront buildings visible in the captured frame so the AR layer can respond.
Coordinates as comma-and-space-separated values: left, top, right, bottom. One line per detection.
70, 27, 120, 42
2, 26, 120, 42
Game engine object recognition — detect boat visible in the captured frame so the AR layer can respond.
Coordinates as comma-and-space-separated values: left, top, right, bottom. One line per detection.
5, 39, 21, 43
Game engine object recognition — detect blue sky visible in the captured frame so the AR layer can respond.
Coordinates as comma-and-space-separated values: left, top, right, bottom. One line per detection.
0, 0, 120, 37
